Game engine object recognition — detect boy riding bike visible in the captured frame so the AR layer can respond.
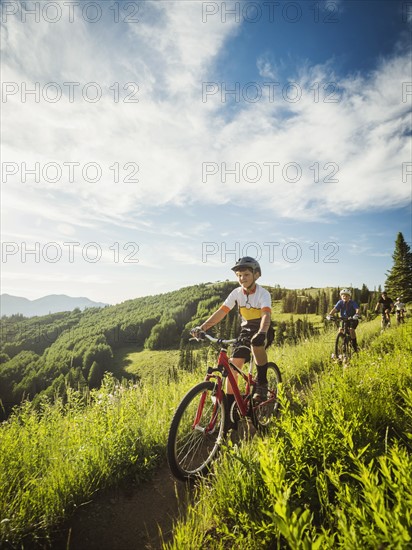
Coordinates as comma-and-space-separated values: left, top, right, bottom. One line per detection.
374, 291, 394, 325
327, 288, 360, 352
191, 257, 274, 411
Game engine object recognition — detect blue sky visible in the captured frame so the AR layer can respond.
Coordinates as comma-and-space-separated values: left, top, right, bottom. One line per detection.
1, 0, 411, 305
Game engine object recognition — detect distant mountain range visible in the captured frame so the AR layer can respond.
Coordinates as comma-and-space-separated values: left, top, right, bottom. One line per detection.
0, 294, 108, 317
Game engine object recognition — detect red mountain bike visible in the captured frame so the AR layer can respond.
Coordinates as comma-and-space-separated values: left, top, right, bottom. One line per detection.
167, 333, 282, 481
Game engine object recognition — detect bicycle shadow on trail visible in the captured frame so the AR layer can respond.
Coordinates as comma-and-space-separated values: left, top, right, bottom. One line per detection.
52, 462, 193, 550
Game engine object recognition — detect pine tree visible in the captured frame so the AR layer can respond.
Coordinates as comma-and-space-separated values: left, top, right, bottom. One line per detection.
385, 232, 412, 302
88, 361, 103, 389
295, 319, 303, 340
286, 316, 296, 343
317, 291, 328, 316
274, 322, 285, 346
360, 283, 369, 304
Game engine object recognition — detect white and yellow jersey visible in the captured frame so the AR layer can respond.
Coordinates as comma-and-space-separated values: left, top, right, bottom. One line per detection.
220, 284, 272, 329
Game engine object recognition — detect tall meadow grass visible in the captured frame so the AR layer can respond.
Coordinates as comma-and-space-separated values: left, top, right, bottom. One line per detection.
262, 314, 385, 397
165, 321, 412, 549
0, 371, 198, 546
1, 318, 409, 548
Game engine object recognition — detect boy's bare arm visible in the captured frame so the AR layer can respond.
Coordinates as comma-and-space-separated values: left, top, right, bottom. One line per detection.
201, 308, 228, 331
259, 310, 271, 333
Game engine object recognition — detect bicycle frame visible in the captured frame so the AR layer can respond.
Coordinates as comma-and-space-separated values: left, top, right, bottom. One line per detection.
396, 309, 405, 323
339, 319, 352, 337
381, 311, 391, 329
328, 316, 353, 336
203, 345, 254, 420
189, 332, 280, 439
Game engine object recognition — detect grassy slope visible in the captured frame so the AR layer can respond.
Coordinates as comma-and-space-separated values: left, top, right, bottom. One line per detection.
111, 346, 181, 384
1, 318, 410, 547
0, 372, 197, 547
165, 320, 412, 549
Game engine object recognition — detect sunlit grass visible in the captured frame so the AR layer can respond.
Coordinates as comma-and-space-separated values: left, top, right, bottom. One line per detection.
165, 320, 412, 549
1, 318, 410, 548
112, 345, 181, 383
268, 314, 384, 384
0, 372, 198, 546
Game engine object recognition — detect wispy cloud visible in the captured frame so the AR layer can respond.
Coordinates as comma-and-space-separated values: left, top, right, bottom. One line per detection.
2, 2, 410, 232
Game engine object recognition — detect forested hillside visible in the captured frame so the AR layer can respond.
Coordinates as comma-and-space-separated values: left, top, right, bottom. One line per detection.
0, 282, 236, 415
0, 282, 386, 416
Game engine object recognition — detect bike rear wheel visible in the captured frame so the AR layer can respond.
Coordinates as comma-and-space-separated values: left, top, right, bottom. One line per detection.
381, 315, 391, 330
167, 381, 227, 481
253, 362, 282, 430
335, 333, 351, 363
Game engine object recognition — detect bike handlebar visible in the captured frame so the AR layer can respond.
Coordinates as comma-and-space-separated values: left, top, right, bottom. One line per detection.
190, 331, 237, 345
326, 315, 359, 321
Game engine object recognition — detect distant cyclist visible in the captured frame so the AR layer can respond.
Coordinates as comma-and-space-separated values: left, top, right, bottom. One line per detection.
394, 297, 405, 324
328, 288, 360, 352
374, 291, 394, 324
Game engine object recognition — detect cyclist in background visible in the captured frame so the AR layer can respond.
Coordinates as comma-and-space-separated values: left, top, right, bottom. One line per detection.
394, 297, 405, 323
191, 257, 274, 407
328, 288, 360, 352
375, 291, 394, 324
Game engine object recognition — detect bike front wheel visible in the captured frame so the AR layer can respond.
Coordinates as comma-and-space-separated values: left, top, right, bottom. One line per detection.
381, 315, 391, 330
335, 333, 351, 362
167, 381, 227, 481
253, 362, 282, 430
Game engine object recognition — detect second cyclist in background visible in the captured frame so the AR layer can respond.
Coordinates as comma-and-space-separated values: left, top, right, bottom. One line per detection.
394, 297, 405, 324
328, 289, 360, 352
375, 291, 394, 327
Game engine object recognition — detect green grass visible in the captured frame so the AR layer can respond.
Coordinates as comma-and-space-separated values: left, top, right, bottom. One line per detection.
266, 313, 382, 388
112, 345, 181, 384
1, 318, 410, 548
0, 372, 198, 547
164, 320, 412, 549
272, 311, 324, 325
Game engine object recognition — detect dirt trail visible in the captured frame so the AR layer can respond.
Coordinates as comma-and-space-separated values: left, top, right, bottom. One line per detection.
50, 431, 249, 550
53, 463, 190, 550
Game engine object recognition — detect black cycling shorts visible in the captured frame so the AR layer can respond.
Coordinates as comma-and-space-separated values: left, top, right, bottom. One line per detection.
341, 319, 359, 330
232, 325, 274, 362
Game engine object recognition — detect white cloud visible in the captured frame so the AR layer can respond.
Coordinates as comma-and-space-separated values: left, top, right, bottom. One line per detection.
1, 1, 410, 301
257, 55, 279, 80
2, 3, 410, 231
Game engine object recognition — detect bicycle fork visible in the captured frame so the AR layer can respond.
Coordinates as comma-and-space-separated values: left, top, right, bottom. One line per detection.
192, 375, 224, 434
